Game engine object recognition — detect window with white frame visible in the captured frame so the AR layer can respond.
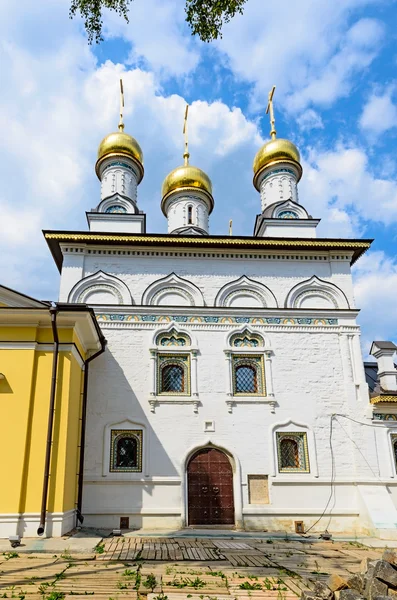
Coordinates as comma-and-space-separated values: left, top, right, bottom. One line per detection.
150, 327, 197, 401
227, 330, 266, 397
158, 354, 190, 395
276, 432, 310, 473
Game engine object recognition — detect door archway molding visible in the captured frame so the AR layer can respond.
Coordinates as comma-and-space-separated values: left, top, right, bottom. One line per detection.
180, 440, 243, 528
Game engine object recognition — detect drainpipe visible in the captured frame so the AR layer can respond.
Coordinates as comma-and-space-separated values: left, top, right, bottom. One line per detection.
37, 306, 59, 536
76, 338, 107, 525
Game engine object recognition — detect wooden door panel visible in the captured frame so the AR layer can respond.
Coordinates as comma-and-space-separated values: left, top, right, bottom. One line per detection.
187, 448, 234, 525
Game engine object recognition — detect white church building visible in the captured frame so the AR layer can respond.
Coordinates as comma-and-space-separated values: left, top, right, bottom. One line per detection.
43, 90, 397, 539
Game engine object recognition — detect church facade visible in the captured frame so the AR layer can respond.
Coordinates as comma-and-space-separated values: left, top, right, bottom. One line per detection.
1, 90, 397, 539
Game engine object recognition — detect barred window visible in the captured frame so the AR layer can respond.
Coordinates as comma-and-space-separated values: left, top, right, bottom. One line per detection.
235, 365, 257, 393
162, 364, 184, 392
277, 432, 309, 473
110, 430, 142, 472
232, 355, 264, 396
158, 354, 190, 395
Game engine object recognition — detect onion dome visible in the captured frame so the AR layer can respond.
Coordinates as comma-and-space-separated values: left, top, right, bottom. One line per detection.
253, 138, 302, 191
161, 163, 214, 215
95, 127, 144, 183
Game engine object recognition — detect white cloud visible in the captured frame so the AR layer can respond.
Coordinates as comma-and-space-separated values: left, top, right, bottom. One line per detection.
353, 251, 397, 352
300, 145, 397, 236
297, 109, 324, 131
216, 0, 384, 114
0, 4, 262, 299
102, 0, 199, 77
360, 86, 397, 133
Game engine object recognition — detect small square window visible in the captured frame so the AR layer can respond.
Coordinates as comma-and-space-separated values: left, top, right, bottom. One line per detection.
110, 429, 142, 473
276, 432, 309, 473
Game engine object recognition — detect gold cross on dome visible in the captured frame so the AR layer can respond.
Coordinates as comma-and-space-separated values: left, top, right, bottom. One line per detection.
183, 104, 190, 165
118, 78, 125, 131
266, 85, 277, 140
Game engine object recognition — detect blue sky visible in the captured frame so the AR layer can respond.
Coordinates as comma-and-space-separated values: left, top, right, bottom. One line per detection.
1, 0, 397, 351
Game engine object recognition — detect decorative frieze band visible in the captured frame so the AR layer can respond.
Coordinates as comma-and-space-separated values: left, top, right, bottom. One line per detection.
96, 314, 339, 326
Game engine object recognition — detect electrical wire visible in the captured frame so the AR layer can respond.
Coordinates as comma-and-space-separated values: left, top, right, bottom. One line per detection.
300, 411, 387, 537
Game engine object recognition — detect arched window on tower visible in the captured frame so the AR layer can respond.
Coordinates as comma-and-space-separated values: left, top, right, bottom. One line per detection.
187, 205, 193, 225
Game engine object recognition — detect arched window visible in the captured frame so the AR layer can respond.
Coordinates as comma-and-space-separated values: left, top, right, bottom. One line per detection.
276, 432, 309, 473
162, 364, 184, 392
110, 430, 142, 472
117, 436, 138, 468
280, 438, 299, 468
187, 205, 193, 225
393, 439, 397, 471
235, 365, 257, 393
158, 355, 190, 395
232, 356, 264, 396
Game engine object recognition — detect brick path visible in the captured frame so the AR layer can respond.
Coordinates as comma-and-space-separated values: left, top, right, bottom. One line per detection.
0, 537, 384, 600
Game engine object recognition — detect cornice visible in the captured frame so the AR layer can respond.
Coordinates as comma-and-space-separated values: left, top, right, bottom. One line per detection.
44, 230, 372, 271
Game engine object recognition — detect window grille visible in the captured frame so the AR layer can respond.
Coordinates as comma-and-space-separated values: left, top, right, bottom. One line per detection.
232, 355, 264, 396
235, 365, 257, 393
110, 430, 142, 472
158, 354, 190, 395
276, 432, 309, 473
280, 438, 299, 468
162, 364, 184, 392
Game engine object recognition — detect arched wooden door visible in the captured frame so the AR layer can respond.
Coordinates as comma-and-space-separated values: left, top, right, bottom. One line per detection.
187, 448, 235, 525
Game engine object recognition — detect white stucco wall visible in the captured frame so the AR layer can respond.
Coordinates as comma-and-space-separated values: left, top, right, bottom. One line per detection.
54, 243, 397, 536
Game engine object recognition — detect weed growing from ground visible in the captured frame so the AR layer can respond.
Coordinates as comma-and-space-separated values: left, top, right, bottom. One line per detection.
94, 543, 105, 554
143, 574, 157, 591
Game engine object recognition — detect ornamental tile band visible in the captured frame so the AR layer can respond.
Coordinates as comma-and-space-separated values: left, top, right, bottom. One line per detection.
373, 413, 397, 421
96, 314, 339, 325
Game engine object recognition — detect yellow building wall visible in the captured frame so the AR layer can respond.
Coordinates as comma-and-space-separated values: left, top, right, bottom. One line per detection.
0, 326, 86, 519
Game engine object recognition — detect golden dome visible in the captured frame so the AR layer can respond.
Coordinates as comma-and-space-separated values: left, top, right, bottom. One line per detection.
95, 130, 144, 182
161, 164, 214, 215
253, 138, 302, 190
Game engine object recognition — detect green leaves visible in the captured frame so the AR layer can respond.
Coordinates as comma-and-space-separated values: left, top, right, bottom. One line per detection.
69, 0, 132, 44
185, 0, 247, 42
69, 0, 248, 44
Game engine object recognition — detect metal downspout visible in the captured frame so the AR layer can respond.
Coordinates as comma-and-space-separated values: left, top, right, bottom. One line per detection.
37, 307, 59, 536
76, 340, 107, 525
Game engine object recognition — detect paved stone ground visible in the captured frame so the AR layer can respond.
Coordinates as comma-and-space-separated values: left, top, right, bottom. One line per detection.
0, 537, 385, 600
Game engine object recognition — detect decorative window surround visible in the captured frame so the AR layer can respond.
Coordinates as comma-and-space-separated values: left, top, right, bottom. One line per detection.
224, 326, 275, 413
103, 420, 148, 479
149, 323, 199, 413
276, 432, 309, 473
110, 429, 143, 473
269, 420, 318, 478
